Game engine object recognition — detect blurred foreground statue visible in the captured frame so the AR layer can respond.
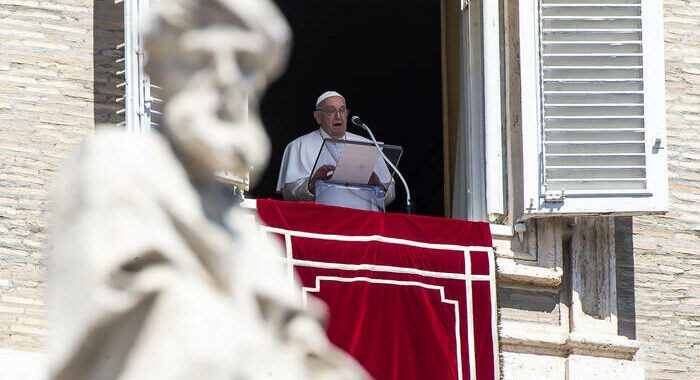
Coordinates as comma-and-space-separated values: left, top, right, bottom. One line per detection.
48, 0, 369, 379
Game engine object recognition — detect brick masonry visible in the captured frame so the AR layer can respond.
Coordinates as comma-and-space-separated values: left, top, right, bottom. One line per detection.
623, 2, 700, 379
0, 0, 123, 351
0, 1, 696, 379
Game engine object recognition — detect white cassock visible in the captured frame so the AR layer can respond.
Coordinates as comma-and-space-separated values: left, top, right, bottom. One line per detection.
276, 128, 396, 207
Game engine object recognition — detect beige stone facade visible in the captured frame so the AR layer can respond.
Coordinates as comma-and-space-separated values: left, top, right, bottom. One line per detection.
0, 1, 697, 379
630, 2, 700, 378
0, 0, 123, 352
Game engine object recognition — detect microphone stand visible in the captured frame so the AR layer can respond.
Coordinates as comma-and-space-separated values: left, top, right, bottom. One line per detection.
352, 116, 413, 214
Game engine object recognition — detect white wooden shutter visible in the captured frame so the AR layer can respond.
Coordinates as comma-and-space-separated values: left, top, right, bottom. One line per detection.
519, 0, 668, 216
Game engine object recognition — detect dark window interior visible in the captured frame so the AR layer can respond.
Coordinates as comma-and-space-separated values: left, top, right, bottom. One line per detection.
256, 0, 444, 216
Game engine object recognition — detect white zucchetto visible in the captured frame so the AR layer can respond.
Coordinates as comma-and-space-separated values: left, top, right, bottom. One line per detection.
315, 91, 344, 107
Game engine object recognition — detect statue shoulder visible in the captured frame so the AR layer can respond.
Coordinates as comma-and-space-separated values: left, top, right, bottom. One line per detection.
73, 128, 173, 177
58, 127, 195, 207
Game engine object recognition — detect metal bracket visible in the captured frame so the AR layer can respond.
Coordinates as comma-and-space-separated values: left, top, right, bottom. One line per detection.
653, 138, 665, 150
514, 222, 527, 243
461, 0, 469, 10
544, 189, 565, 203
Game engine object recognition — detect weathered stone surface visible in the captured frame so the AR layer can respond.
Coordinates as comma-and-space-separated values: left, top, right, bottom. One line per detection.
625, 3, 700, 379
501, 352, 566, 380
567, 355, 644, 380
0, 0, 106, 351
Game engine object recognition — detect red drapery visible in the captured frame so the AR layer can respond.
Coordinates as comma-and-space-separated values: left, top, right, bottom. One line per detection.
257, 199, 497, 380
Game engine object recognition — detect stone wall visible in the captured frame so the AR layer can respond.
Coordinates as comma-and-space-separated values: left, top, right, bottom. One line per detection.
624, 1, 700, 378
0, 0, 123, 351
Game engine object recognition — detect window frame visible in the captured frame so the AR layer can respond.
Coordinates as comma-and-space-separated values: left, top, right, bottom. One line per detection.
123, 0, 156, 133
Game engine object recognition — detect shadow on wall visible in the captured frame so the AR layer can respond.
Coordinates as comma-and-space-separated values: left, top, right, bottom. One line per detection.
615, 216, 637, 340
93, 1, 126, 126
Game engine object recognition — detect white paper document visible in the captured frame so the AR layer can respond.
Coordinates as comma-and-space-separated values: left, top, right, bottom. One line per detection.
331, 143, 380, 184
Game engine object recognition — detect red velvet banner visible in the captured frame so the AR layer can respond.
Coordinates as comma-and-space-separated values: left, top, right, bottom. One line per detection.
256, 199, 498, 380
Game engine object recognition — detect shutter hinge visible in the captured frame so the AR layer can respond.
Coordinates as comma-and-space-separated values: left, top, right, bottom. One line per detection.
653, 138, 665, 151
543, 189, 565, 203
461, 0, 469, 11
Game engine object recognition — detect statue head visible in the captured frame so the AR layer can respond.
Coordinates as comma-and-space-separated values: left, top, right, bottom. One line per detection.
143, 0, 291, 183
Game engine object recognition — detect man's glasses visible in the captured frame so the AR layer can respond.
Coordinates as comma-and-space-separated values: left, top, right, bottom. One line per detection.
317, 107, 349, 116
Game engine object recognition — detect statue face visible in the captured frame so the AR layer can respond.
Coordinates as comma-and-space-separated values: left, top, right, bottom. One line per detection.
144, 0, 290, 181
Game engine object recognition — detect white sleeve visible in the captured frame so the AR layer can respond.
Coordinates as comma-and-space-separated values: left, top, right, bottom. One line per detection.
383, 179, 396, 206
282, 177, 314, 202
276, 142, 293, 193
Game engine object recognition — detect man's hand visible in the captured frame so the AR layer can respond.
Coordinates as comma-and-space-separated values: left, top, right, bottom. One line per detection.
308, 165, 335, 194
368, 171, 382, 186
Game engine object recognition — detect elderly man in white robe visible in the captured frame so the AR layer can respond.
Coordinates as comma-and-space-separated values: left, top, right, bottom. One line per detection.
276, 91, 396, 209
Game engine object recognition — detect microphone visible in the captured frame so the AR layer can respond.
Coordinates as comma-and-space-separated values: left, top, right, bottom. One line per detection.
351, 115, 413, 214
351, 116, 365, 129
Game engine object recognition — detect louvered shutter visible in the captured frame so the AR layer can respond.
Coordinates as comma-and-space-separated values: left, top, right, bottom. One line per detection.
519, 0, 667, 216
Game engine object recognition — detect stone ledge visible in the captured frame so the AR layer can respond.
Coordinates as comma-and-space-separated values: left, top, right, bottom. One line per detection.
496, 257, 563, 287
500, 326, 640, 360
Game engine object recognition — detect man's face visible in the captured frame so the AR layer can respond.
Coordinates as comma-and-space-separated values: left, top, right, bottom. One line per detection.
314, 96, 348, 139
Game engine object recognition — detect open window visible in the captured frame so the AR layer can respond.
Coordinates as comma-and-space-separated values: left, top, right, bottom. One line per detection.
442, 0, 508, 223
120, 0, 445, 215
119, 0, 668, 221
518, 0, 668, 217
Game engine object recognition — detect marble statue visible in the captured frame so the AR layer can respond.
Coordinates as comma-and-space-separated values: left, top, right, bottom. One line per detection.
48, 0, 370, 379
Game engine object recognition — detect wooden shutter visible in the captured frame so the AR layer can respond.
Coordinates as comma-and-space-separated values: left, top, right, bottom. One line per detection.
519, 0, 668, 216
